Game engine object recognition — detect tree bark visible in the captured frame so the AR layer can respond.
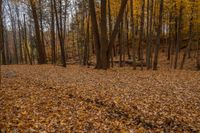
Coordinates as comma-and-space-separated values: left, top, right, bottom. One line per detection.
53, 0, 67, 67
197, 39, 200, 70
180, 4, 194, 69
0, 0, 5, 65
29, 0, 46, 64
108, 0, 114, 67
4, 28, 9, 64
7, 2, 18, 64
83, 13, 90, 66
0, 0, 3, 87
100, 0, 109, 69
23, 14, 32, 65
16, 6, 23, 64
50, 0, 56, 64
119, 22, 123, 67
138, 0, 145, 61
125, 7, 130, 60
39, 0, 46, 62
0, 0, 3, 52
146, 0, 150, 70
89, 0, 128, 69
153, 0, 164, 70
107, 0, 128, 67
174, 2, 183, 69
130, 0, 136, 70
89, 0, 101, 68
168, 11, 172, 61
139, 0, 145, 70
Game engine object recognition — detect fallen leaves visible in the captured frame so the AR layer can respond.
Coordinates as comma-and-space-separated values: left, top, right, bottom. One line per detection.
0, 65, 200, 132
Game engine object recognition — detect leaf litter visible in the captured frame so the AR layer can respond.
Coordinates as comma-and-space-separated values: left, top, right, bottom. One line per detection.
0, 65, 200, 132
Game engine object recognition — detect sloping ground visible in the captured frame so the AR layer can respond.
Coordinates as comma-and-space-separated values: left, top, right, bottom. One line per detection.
0, 65, 200, 132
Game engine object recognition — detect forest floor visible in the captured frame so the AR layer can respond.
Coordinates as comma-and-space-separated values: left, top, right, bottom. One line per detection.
1, 64, 200, 132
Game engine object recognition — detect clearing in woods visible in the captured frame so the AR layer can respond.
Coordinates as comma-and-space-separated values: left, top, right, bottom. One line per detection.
0, 65, 200, 132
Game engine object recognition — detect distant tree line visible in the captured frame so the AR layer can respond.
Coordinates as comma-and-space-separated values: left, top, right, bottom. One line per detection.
0, 0, 199, 70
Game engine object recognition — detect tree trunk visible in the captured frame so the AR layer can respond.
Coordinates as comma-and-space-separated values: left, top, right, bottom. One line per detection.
50, 0, 56, 64
108, 0, 114, 67
89, 0, 101, 68
167, 11, 172, 61
130, 0, 136, 70
39, 0, 46, 63
29, 0, 46, 64
125, 7, 130, 60
0, 0, 3, 87
7, 2, 18, 64
0, 0, 3, 53
100, 0, 109, 69
139, 0, 145, 70
197, 39, 200, 70
0, 0, 5, 65
80, 2, 86, 65
174, 2, 183, 69
4, 28, 9, 64
28, 23, 35, 63
16, 6, 23, 64
23, 14, 32, 65
119, 22, 123, 67
138, 0, 145, 61
146, 0, 154, 69
180, 5, 193, 69
89, 0, 128, 69
153, 0, 164, 70
83, 13, 90, 66
108, 0, 128, 65
53, 0, 66, 67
